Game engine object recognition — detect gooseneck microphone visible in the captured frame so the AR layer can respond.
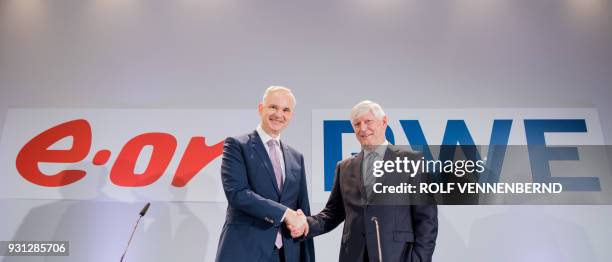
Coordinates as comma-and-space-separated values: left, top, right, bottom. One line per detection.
139, 203, 151, 216
371, 216, 383, 262
120, 202, 151, 262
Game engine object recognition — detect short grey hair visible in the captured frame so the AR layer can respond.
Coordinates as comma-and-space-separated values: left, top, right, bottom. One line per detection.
262, 86, 297, 107
350, 100, 386, 121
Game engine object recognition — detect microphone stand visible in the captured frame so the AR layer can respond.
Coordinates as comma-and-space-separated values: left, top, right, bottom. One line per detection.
120, 203, 150, 262
371, 216, 383, 262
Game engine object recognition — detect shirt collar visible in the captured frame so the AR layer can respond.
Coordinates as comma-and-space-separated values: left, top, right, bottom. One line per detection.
364, 140, 389, 158
256, 124, 281, 145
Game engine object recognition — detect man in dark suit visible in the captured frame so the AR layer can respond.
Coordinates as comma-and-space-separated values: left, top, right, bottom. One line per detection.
292, 100, 437, 262
216, 86, 314, 262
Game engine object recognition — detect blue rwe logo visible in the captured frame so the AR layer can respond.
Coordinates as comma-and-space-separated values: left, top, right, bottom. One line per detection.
323, 119, 600, 192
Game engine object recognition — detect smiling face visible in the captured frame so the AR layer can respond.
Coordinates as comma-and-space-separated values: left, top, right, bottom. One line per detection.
258, 90, 295, 137
352, 111, 388, 147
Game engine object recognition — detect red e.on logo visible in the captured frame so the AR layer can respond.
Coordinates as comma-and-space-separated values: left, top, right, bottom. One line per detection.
16, 119, 224, 187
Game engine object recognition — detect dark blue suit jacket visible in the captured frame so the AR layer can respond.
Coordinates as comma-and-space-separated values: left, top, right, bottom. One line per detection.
306, 146, 438, 262
216, 130, 315, 262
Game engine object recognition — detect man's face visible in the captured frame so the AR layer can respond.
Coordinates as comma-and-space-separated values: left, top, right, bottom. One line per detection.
352, 111, 388, 147
258, 91, 294, 137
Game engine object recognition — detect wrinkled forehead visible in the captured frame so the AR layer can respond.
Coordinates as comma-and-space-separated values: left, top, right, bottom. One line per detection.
351, 111, 378, 124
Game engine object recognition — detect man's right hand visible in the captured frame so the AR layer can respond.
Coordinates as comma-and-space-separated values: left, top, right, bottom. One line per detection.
285, 209, 308, 238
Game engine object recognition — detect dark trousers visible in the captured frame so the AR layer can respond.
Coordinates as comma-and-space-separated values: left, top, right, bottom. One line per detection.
365, 242, 415, 262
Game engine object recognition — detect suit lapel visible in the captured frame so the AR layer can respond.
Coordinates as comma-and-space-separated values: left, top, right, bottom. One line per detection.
280, 142, 296, 198
382, 145, 398, 186
350, 151, 365, 200
358, 145, 396, 205
249, 131, 281, 197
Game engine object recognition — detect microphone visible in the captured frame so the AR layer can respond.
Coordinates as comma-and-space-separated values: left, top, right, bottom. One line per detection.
120, 203, 151, 262
371, 216, 383, 262
139, 202, 150, 217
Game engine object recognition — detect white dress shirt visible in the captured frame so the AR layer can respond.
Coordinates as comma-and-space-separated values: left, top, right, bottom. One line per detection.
256, 125, 290, 221
362, 140, 390, 176
256, 125, 286, 181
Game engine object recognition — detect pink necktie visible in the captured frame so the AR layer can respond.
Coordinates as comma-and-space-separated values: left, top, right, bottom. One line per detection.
267, 139, 284, 249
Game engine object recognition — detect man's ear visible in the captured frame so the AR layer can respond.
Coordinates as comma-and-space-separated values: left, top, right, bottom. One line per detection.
382, 115, 388, 127
258, 103, 264, 115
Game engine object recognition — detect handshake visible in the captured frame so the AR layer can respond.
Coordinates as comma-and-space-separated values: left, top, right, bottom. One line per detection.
284, 209, 309, 238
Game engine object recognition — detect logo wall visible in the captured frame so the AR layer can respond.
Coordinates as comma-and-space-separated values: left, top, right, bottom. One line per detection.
310, 108, 607, 203
0, 109, 258, 201
0, 108, 607, 203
